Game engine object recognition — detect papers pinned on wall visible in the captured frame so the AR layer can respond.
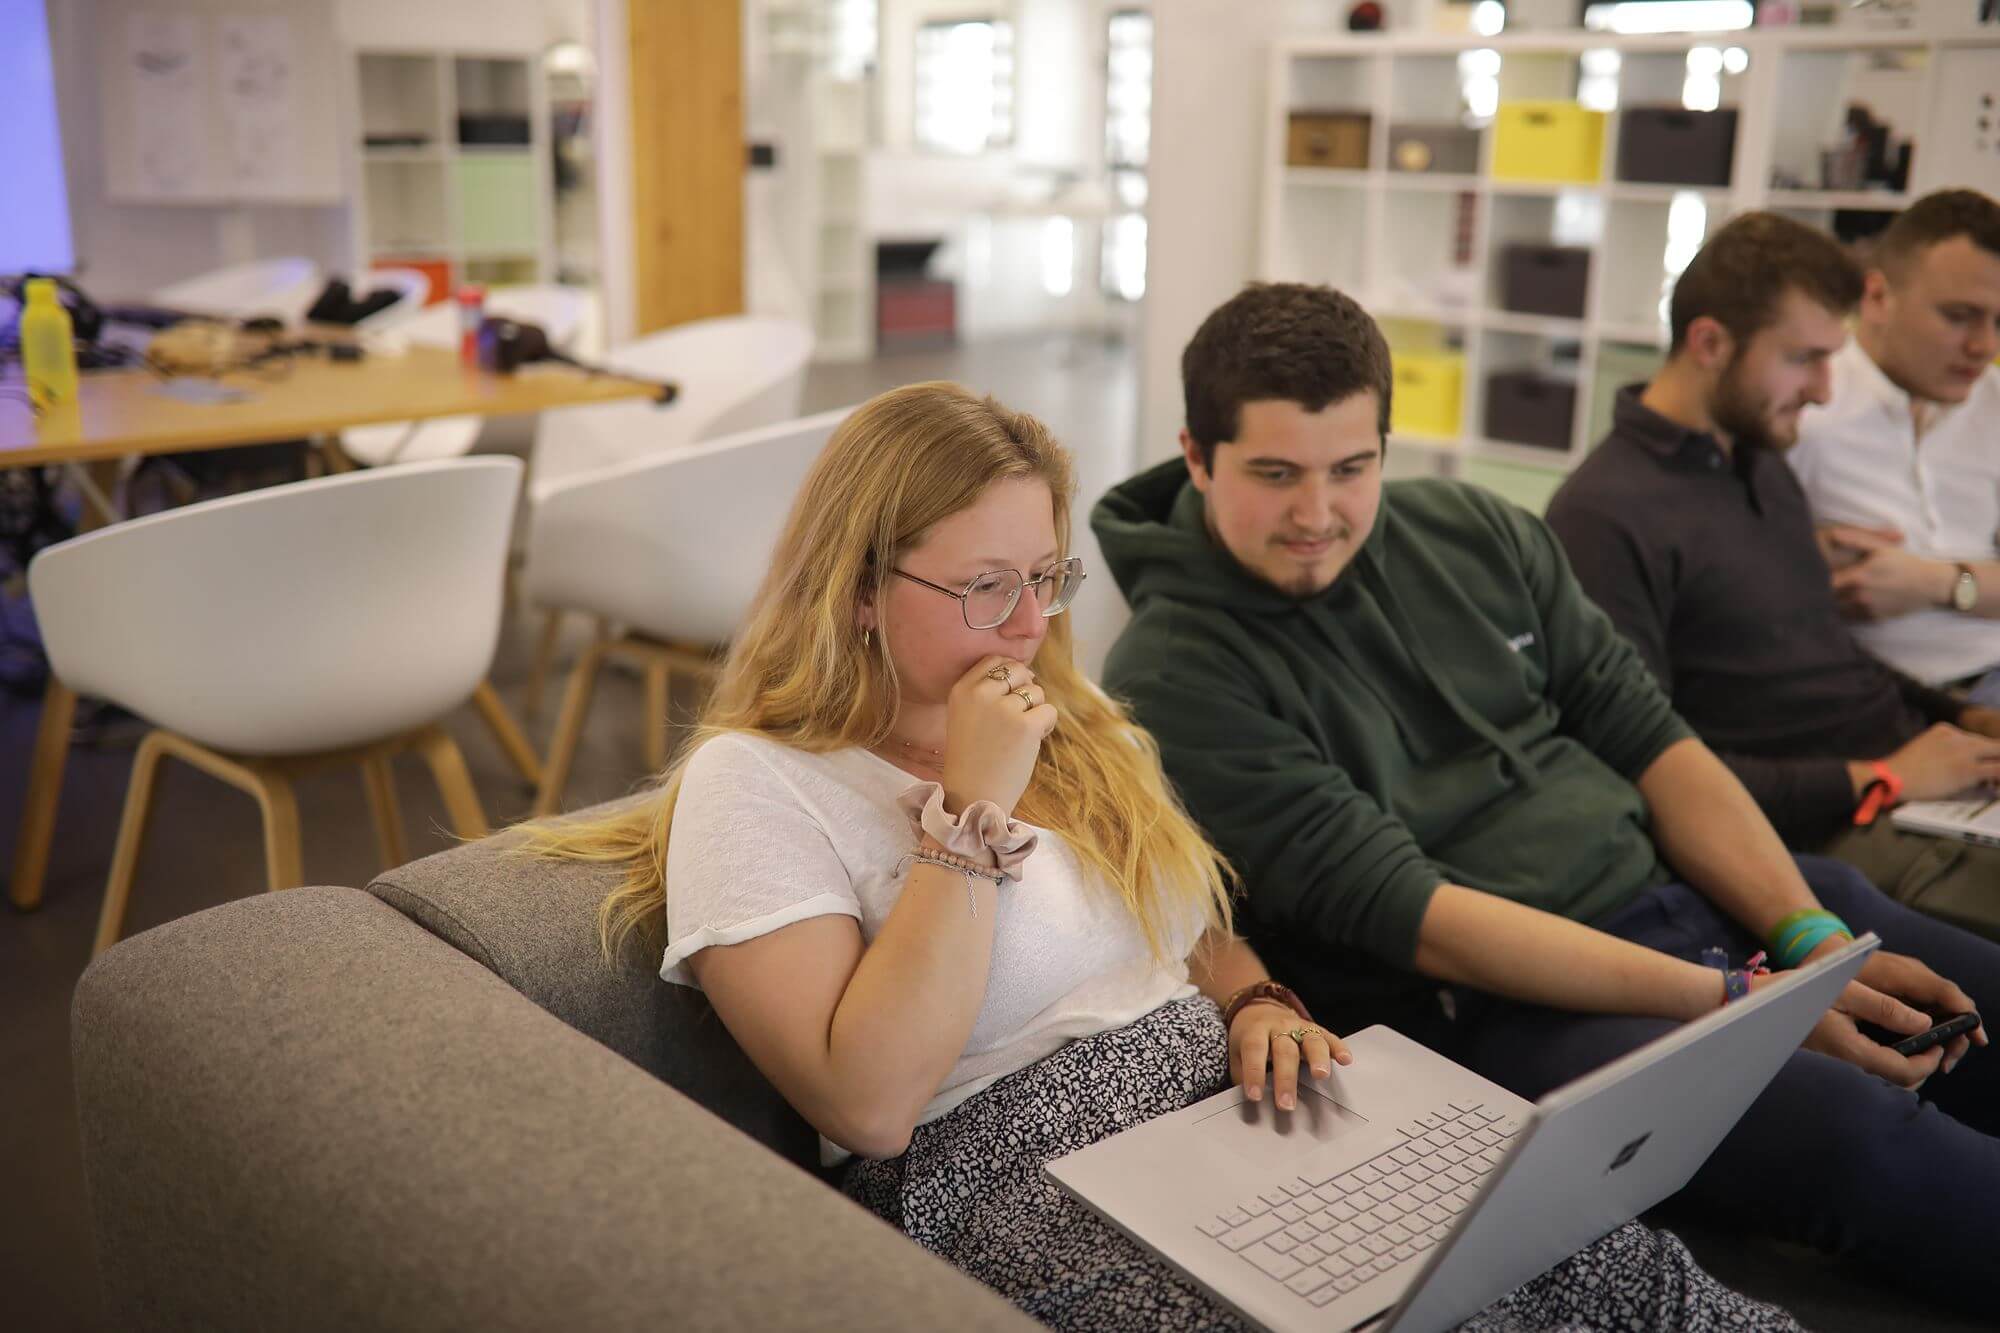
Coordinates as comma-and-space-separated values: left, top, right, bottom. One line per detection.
101, 0, 341, 205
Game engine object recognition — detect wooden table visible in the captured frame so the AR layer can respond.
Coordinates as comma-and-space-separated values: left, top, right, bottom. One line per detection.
3, 345, 660, 914
0, 343, 656, 465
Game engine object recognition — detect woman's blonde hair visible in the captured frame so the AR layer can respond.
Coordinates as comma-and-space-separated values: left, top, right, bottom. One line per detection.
521, 381, 1233, 962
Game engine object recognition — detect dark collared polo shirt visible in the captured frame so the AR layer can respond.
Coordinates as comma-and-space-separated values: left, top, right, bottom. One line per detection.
1545, 386, 1959, 845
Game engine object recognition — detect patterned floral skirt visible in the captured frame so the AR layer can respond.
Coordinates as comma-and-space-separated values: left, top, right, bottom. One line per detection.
843, 994, 1802, 1333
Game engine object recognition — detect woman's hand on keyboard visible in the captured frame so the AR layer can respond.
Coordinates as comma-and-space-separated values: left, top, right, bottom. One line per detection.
1231, 1000, 1352, 1112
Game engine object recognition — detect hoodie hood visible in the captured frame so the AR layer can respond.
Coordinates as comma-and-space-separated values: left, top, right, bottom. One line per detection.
1094, 458, 1543, 785
1091, 457, 1386, 616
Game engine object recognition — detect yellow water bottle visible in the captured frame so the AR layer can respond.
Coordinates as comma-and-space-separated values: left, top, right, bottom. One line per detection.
20, 278, 79, 410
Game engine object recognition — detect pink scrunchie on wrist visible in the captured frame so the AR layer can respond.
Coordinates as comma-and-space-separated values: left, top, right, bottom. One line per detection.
897, 782, 1039, 881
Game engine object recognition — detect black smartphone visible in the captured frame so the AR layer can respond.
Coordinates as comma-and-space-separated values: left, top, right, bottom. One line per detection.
1889, 1012, 1981, 1058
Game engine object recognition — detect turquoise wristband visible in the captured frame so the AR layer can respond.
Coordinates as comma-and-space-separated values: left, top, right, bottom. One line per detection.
1769, 909, 1853, 969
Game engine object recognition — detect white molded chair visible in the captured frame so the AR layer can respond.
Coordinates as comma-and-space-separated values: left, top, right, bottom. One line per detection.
152, 257, 323, 325
519, 316, 815, 717
524, 408, 848, 814
27, 457, 532, 955
341, 284, 598, 468
527, 315, 815, 494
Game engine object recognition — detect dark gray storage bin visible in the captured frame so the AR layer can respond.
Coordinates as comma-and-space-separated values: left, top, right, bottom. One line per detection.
1616, 106, 1737, 187
1388, 123, 1482, 175
1500, 245, 1590, 319
1484, 371, 1577, 452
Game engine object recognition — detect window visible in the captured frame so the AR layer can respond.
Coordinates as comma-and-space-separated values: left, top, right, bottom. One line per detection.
1101, 10, 1152, 301
828, 0, 878, 82
1104, 10, 1152, 170
914, 19, 1014, 154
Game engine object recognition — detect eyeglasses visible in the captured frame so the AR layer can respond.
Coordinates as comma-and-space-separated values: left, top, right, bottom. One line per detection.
892, 557, 1087, 631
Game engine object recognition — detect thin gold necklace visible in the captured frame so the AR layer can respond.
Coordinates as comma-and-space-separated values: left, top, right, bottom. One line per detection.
888, 736, 943, 767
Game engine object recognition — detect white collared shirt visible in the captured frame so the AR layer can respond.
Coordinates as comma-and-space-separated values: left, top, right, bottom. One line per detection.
1789, 337, 2000, 685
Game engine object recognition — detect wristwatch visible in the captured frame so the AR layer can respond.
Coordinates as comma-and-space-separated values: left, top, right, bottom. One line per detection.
1949, 562, 1979, 613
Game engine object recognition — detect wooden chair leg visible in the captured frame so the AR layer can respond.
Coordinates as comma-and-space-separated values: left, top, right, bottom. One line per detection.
92, 731, 170, 958
360, 756, 409, 871
524, 608, 566, 722
317, 435, 357, 474
252, 768, 305, 892
534, 641, 611, 817
643, 660, 671, 773
10, 677, 78, 911
470, 680, 543, 786
413, 726, 489, 840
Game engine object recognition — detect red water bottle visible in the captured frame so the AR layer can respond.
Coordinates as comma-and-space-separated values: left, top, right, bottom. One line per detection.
458, 284, 486, 367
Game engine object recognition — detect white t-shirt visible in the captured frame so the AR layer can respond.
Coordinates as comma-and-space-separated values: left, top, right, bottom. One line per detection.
660, 732, 1202, 1141
1790, 338, 2000, 685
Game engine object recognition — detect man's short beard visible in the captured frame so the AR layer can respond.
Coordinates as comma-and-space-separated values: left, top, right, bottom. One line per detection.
1711, 353, 1776, 451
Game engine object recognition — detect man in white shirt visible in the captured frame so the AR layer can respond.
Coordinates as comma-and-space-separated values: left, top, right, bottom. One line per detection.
1789, 190, 2000, 700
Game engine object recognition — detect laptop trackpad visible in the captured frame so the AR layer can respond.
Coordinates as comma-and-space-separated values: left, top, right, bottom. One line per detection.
1194, 1085, 1369, 1171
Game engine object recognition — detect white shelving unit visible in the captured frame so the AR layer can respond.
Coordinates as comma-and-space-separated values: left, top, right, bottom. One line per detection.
1260, 25, 2000, 503
351, 49, 555, 302
807, 77, 875, 362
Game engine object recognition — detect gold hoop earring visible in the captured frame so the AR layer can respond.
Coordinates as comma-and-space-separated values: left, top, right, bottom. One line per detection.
863, 627, 873, 650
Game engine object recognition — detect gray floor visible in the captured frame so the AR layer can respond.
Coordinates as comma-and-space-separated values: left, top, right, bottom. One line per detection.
0, 331, 1139, 1331
0, 331, 1984, 1331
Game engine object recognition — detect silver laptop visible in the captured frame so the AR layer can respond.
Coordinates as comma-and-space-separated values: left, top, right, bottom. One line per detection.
1891, 794, 2000, 847
1046, 934, 1878, 1333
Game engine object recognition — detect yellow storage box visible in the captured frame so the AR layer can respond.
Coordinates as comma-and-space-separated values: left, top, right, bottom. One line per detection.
1492, 102, 1606, 184
1391, 351, 1465, 440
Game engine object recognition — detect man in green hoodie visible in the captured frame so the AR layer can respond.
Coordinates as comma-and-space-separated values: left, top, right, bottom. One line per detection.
1093, 281, 2000, 1306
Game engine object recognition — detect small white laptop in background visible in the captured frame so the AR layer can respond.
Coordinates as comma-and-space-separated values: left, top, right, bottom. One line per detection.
1045, 935, 1878, 1333
1891, 794, 2000, 847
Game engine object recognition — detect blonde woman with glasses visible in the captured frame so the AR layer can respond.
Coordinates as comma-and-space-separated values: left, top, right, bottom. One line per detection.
529, 382, 1799, 1331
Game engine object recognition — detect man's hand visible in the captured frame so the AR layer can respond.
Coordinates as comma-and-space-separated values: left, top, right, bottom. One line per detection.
1872, 722, 2000, 800
1818, 522, 1903, 572
1850, 948, 1988, 1074
1959, 705, 2000, 741
1773, 944, 1987, 1087
1830, 539, 1960, 620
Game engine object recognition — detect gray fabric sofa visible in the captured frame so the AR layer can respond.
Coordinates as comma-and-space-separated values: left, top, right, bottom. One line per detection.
70, 807, 1039, 1332
70, 804, 1987, 1332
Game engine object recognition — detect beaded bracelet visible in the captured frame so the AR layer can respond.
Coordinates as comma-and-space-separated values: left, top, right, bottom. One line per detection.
902, 848, 1006, 918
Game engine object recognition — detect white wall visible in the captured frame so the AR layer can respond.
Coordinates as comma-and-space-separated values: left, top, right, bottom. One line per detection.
1140, 0, 1349, 462
46, 0, 582, 300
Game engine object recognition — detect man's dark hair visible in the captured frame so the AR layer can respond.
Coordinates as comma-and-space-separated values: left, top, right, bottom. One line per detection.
1668, 212, 1862, 354
1873, 189, 2000, 278
1181, 282, 1391, 466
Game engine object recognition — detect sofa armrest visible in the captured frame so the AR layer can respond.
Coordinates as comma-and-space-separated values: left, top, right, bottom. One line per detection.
73, 887, 1037, 1332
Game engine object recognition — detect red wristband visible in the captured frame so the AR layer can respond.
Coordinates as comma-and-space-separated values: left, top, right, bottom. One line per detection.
1853, 760, 1904, 827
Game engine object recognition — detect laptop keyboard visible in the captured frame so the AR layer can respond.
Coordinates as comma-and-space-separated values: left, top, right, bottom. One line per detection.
1195, 1099, 1521, 1308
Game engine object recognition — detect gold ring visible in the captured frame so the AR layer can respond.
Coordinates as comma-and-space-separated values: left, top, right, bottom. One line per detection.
1013, 687, 1035, 710
987, 664, 1012, 685
1286, 1027, 1319, 1044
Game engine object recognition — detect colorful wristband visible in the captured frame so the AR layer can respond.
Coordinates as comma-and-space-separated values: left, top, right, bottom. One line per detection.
1767, 908, 1855, 970
1701, 947, 1769, 1004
